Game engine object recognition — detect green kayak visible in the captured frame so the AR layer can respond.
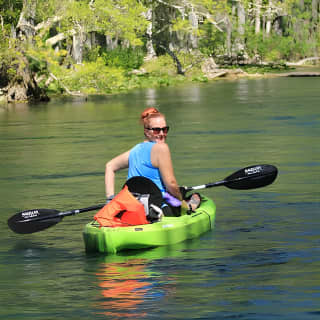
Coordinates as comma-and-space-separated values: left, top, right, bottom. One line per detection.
83, 195, 216, 254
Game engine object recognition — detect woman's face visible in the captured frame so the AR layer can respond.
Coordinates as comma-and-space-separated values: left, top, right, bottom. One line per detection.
144, 116, 168, 143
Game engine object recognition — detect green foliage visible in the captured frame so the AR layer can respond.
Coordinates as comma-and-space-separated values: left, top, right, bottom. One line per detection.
199, 21, 226, 56
93, 0, 148, 46
35, 0, 63, 23
192, 75, 209, 82
1, 0, 319, 99
143, 54, 176, 76
239, 64, 290, 74
0, 0, 23, 32
0, 33, 20, 85
26, 55, 48, 74
172, 17, 194, 34
60, 58, 127, 94
100, 47, 145, 70
84, 46, 101, 62
245, 27, 316, 63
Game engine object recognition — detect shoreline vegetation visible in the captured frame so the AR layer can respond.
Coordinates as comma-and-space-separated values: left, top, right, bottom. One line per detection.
1, 56, 319, 105
0, 1, 319, 104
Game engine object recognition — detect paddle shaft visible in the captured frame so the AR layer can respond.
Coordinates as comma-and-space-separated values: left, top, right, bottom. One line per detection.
185, 164, 278, 192
18, 204, 104, 223
186, 180, 226, 191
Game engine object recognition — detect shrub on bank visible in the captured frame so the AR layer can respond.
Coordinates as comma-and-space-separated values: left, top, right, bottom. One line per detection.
55, 58, 126, 94
101, 47, 145, 70
45, 50, 298, 97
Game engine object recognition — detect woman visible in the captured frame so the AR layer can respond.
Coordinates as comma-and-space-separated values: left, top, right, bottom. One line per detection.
105, 107, 199, 216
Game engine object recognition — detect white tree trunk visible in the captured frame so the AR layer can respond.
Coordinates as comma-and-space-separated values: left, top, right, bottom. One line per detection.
122, 39, 130, 49
85, 32, 95, 50
255, 0, 262, 34
266, 0, 273, 36
225, 15, 232, 56
72, 31, 85, 64
106, 35, 118, 50
145, 8, 156, 60
237, 1, 246, 51
312, 0, 319, 21
188, 10, 198, 49
17, 0, 37, 40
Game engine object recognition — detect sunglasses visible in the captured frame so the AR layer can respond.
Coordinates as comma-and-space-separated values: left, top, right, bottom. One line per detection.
145, 126, 170, 134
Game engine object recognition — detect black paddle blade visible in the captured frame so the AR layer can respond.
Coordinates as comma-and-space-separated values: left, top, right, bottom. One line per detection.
8, 209, 62, 234
225, 164, 278, 190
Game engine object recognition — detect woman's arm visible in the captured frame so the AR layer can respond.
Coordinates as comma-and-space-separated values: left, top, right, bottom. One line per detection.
151, 143, 182, 201
105, 150, 130, 197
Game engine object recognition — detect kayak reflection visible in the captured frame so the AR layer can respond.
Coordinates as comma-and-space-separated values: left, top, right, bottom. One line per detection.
95, 259, 160, 318
92, 240, 205, 317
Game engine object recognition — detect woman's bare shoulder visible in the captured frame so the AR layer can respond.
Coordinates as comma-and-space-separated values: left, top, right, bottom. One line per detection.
152, 142, 170, 154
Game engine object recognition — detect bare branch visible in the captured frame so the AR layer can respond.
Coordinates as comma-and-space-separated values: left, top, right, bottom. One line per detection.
48, 73, 85, 96
35, 16, 62, 31
45, 29, 76, 46
154, 0, 224, 32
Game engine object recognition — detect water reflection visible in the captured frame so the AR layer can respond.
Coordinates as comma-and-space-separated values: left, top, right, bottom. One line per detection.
95, 258, 158, 318
145, 88, 157, 106
92, 244, 195, 318
1, 77, 320, 319
236, 79, 250, 103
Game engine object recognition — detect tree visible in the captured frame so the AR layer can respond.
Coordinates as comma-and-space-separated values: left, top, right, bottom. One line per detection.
1, 0, 319, 101
1, 0, 50, 102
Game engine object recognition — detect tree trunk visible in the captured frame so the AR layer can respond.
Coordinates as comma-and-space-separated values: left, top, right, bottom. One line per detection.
5, 0, 49, 103
106, 35, 118, 50
225, 15, 232, 56
188, 9, 198, 49
85, 32, 95, 50
266, 0, 273, 36
5, 55, 49, 103
17, 0, 37, 41
72, 31, 85, 64
237, 1, 246, 51
312, 0, 319, 22
158, 43, 184, 75
255, 0, 262, 34
145, 7, 156, 60
121, 39, 130, 49
311, 0, 319, 55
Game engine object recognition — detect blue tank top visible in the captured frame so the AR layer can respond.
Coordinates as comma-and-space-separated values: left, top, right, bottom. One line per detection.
127, 141, 166, 193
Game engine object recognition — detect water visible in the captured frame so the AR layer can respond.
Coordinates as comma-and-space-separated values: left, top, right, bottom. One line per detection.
0, 77, 319, 319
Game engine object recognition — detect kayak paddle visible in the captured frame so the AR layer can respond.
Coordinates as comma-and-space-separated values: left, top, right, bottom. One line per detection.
7, 204, 104, 234
185, 164, 278, 192
7, 164, 277, 235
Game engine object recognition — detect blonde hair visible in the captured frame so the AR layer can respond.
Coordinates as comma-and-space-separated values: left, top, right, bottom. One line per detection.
140, 107, 165, 127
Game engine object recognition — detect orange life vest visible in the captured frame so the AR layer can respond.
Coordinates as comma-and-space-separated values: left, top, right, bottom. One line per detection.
94, 185, 149, 227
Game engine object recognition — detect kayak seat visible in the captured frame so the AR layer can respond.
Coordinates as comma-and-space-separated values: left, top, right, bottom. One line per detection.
124, 176, 163, 223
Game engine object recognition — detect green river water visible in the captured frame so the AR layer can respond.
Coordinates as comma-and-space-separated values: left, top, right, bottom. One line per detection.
0, 76, 319, 319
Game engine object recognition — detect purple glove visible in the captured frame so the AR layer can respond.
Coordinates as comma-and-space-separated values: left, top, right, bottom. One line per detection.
163, 192, 182, 207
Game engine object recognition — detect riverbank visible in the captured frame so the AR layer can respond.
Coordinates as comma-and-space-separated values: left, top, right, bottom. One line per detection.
44, 56, 320, 97
1, 56, 319, 105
